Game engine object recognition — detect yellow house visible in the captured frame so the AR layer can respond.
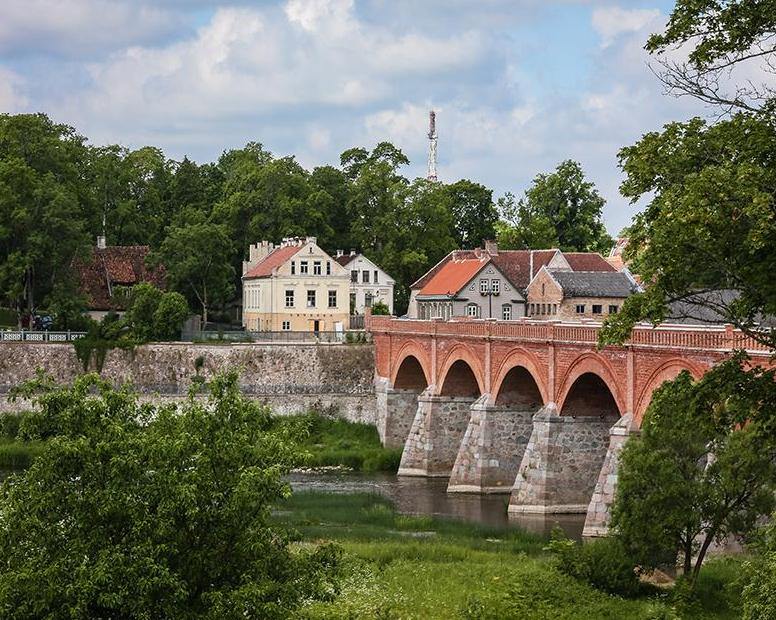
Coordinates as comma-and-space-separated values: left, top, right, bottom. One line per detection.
242, 237, 350, 332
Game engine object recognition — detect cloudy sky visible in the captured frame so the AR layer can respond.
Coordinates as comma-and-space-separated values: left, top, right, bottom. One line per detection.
0, 0, 707, 234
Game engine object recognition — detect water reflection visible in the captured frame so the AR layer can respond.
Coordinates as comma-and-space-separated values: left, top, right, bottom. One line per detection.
288, 471, 585, 541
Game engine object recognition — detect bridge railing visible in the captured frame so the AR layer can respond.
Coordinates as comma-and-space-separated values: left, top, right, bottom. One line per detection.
0, 330, 87, 343
367, 316, 772, 354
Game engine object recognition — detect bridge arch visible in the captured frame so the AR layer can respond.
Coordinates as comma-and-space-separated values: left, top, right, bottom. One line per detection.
634, 359, 705, 424
557, 353, 625, 417
437, 345, 485, 397
391, 341, 431, 389
491, 348, 548, 407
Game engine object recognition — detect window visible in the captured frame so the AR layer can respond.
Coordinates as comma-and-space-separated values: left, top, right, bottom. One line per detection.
307, 290, 316, 308
285, 290, 294, 308
300, 261, 309, 275
502, 304, 512, 321
291, 261, 296, 275
592, 304, 602, 315
466, 303, 480, 318
362, 270, 370, 283
541, 303, 546, 314
609, 305, 619, 314
328, 290, 337, 308
326, 261, 331, 275
313, 260, 322, 275
480, 279, 489, 294
365, 292, 374, 307
282, 321, 290, 331
552, 304, 558, 315
541, 283, 545, 295
351, 270, 358, 283
374, 270, 378, 284
491, 279, 500, 294
576, 304, 586, 314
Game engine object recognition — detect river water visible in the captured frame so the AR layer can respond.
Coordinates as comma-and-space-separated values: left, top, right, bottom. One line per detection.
288, 471, 586, 540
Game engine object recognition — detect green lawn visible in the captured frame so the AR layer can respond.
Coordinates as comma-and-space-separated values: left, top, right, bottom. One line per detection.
275, 491, 744, 620
274, 413, 403, 472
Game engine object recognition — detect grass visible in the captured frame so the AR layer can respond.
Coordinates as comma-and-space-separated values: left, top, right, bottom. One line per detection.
273, 491, 745, 620
274, 413, 403, 473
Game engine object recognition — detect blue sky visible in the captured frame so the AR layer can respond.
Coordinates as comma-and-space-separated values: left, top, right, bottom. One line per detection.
0, 0, 705, 235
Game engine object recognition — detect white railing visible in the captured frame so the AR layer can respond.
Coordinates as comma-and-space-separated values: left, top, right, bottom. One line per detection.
0, 330, 87, 343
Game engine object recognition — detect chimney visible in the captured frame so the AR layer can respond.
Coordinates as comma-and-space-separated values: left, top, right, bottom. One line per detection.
96, 235, 106, 250
485, 240, 498, 256
350, 249, 356, 256
306, 236, 317, 245
336, 249, 344, 258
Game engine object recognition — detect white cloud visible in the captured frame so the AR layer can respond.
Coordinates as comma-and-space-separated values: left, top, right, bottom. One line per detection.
0, 67, 27, 112
592, 6, 661, 47
0, 0, 179, 57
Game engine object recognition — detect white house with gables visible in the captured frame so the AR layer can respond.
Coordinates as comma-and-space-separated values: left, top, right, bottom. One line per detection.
334, 250, 395, 315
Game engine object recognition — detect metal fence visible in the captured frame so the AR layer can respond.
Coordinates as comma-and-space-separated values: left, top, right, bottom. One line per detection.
0, 330, 87, 342
186, 330, 371, 344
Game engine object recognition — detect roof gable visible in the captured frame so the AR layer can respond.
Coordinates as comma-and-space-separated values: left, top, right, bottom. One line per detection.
419, 256, 489, 296
243, 244, 303, 278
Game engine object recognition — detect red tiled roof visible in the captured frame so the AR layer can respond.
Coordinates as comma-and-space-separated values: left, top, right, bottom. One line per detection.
411, 248, 615, 295
244, 244, 302, 278
564, 252, 616, 272
72, 245, 165, 311
419, 257, 489, 296
334, 254, 356, 267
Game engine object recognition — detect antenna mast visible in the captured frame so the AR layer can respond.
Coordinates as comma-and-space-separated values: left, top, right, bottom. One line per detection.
426, 109, 438, 182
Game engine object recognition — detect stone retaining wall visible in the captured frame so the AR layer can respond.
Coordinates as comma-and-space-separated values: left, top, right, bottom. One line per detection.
0, 342, 376, 423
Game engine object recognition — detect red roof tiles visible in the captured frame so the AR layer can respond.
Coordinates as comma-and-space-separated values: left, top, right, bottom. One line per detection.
73, 245, 165, 311
419, 257, 489, 296
564, 252, 616, 272
244, 244, 303, 278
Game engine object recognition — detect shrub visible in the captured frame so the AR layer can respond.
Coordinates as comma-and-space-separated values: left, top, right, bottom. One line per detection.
0, 413, 25, 440
547, 528, 641, 597
153, 291, 189, 340
371, 301, 390, 316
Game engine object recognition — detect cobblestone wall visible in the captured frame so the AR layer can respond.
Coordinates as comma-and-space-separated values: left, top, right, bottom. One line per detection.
374, 377, 422, 448
509, 407, 614, 513
448, 402, 536, 493
398, 392, 475, 477
0, 342, 376, 423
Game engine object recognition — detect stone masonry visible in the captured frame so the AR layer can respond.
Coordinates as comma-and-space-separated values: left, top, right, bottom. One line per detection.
582, 414, 639, 537
448, 400, 536, 494
509, 406, 614, 513
374, 377, 425, 448
398, 390, 476, 477
0, 342, 376, 423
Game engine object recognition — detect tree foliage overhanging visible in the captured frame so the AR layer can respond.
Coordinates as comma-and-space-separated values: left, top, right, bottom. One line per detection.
0, 113, 612, 319
0, 371, 340, 618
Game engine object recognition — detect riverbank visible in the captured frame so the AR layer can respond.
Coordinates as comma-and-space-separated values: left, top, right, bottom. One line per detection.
276, 491, 744, 619
274, 413, 402, 472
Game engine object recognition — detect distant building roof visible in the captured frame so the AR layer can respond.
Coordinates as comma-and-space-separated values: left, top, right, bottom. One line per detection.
243, 244, 303, 279
411, 245, 615, 292
419, 256, 489, 296
564, 252, 616, 273
549, 271, 636, 298
73, 245, 165, 311
334, 254, 355, 267
665, 289, 776, 327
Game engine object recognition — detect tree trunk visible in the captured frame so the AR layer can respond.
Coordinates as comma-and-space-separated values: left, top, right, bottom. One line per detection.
692, 530, 717, 583
683, 537, 693, 577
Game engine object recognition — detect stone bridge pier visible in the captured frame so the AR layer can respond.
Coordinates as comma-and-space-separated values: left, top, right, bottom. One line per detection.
509, 373, 621, 514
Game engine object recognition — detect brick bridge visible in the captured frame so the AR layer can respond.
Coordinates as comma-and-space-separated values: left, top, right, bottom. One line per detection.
368, 316, 773, 536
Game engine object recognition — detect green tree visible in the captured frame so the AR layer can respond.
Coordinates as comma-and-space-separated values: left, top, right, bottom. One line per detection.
0, 372, 339, 617
600, 114, 776, 348
0, 113, 91, 317
646, 0, 776, 113
370, 300, 390, 316
445, 179, 497, 248
741, 521, 776, 619
153, 291, 190, 341
122, 282, 163, 341
611, 356, 776, 584
496, 161, 612, 253
155, 217, 235, 325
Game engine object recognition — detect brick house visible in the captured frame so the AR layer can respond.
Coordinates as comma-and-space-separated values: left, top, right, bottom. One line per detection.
73, 236, 165, 320
526, 266, 640, 320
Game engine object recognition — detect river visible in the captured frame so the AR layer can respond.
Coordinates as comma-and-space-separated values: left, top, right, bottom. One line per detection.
288, 471, 586, 540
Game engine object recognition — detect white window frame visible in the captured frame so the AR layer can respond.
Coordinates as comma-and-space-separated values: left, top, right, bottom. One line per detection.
307, 290, 316, 308
466, 303, 480, 318
282, 320, 291, 331
491, 279, 500, 294
502, 304, 511, 321
285, 289, 294, 308
313, 261, 322, 275
479, 279, 489, 294
300, 260, 309, 275
328, 290, 337, 308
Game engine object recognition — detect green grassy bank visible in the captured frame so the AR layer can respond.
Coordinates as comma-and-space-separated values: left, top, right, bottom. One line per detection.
276, 492, 744, 620
273, 413, 403, 473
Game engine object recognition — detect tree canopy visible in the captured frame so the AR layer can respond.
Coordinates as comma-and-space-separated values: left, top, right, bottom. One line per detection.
0, 372, 340, 618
